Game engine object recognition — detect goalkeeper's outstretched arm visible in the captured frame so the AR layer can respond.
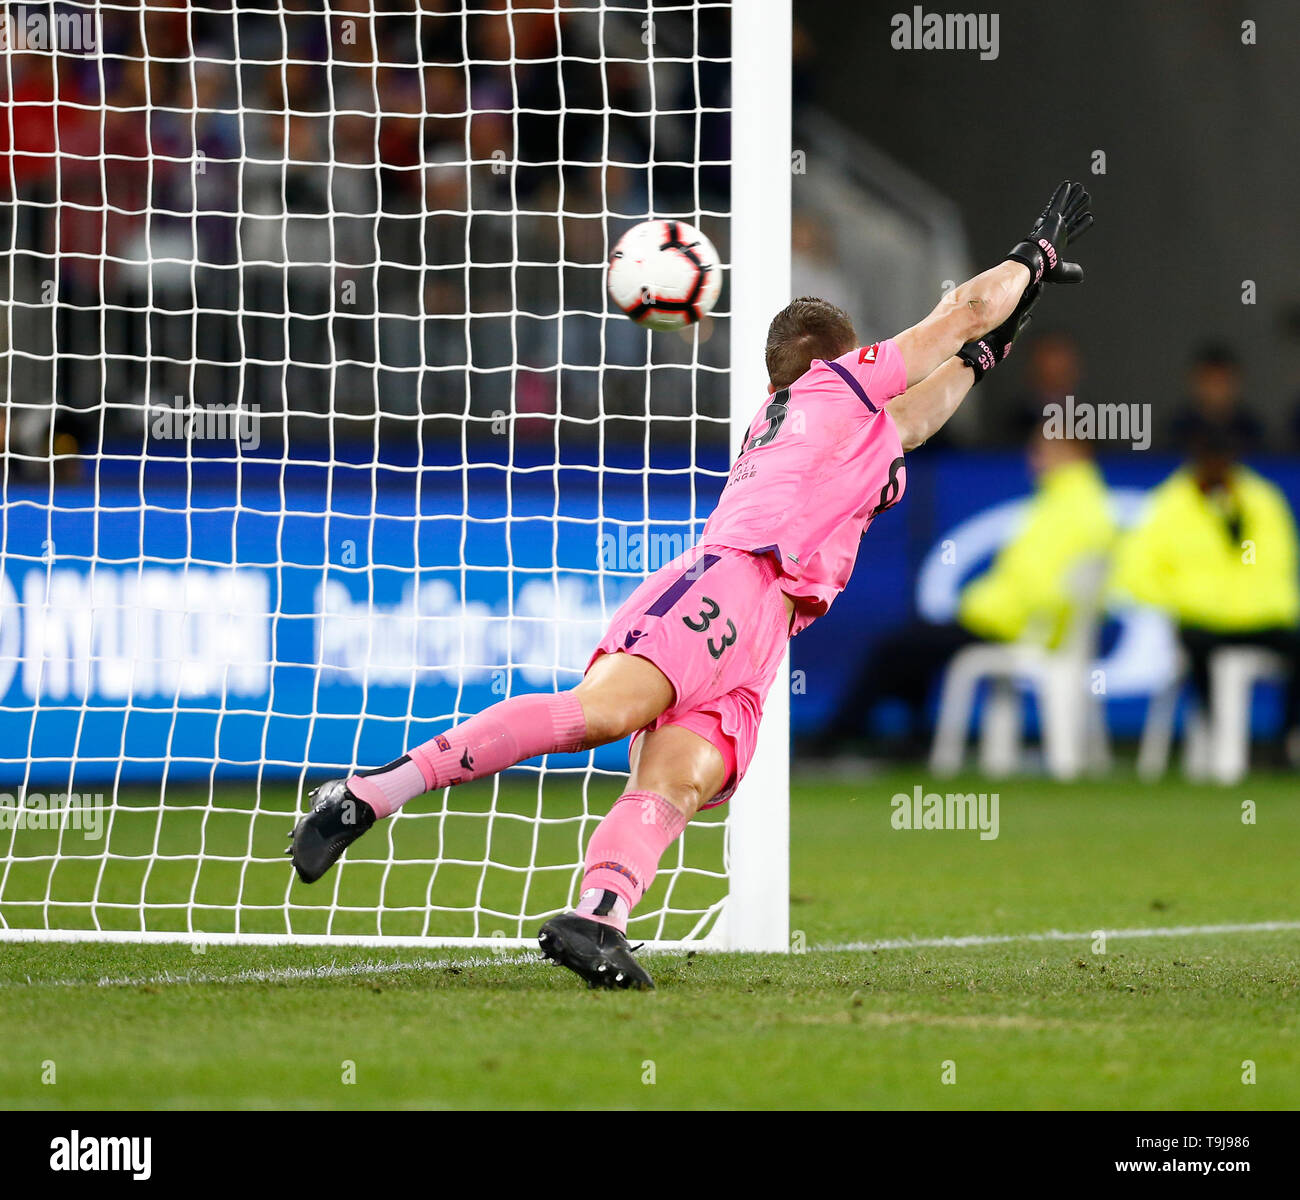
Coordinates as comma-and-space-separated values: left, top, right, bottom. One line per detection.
893, 180, 1094, 389
889, 181, 1095, 449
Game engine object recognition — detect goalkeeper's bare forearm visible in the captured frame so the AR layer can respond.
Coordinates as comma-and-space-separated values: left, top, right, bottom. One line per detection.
889, 356, 978, 451
892, 277, 1043, 450
892, 260, 1030, 389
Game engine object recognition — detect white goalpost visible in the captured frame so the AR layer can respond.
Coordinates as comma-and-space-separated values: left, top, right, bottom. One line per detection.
0, 0, 790, 951
721, 0, 790, 951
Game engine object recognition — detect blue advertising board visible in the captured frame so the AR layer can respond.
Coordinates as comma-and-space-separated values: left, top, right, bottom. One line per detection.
0, 443, 721, 785
3, 442, 1297, 784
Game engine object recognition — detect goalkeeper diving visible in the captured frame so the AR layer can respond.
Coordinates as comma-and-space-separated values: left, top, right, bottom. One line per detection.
290, 182, 1095, 989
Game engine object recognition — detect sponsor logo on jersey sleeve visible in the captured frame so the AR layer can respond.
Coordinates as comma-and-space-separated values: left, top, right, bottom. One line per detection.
858, 344, 879, 364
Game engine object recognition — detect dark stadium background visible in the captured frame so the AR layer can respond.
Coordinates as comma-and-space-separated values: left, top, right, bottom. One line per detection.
798, 0, 1300, 439
791, 0, 1300, 746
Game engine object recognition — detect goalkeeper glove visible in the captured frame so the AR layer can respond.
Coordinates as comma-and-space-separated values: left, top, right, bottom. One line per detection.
1006, 180, 1094, 285
957, 282, 1041, 383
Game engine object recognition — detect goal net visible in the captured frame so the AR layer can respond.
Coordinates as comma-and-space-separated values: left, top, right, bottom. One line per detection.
0, 0, 789, 949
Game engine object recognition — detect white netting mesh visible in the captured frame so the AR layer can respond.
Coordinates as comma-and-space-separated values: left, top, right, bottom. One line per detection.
0, 0, 739, 942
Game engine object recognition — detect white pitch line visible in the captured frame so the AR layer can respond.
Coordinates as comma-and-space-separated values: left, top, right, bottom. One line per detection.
95, 954, 521, 989
822, 920, 1300, 953
6, 921, 1297, 989
0, 954, 531, 990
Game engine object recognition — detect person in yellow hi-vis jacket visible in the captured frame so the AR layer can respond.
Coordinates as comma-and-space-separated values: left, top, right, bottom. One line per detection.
958, 433, 1116, 646
813, 427, 1116, 756
1113, 423, 1300, 752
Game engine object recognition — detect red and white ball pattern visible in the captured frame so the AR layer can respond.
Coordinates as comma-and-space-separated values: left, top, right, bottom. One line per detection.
607, 219, 722, 331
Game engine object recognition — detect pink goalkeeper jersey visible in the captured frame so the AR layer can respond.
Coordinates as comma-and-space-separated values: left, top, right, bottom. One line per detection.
700, 339, 909, 634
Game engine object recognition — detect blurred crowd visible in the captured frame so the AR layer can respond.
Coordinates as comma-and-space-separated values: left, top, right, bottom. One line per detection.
0, 0, 730, 462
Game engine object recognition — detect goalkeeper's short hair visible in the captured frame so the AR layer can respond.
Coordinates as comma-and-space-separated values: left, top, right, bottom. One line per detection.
764, 296, 858, 391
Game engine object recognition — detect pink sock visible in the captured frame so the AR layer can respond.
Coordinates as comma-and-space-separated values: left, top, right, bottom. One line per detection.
574, 791, 688, 933
347, 692, 587, 818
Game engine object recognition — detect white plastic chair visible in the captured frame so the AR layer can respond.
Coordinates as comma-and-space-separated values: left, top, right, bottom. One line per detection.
1138, 646, 1285, 784
929, 556, 1111, 780
1210, 647, 1286, 783
1137, 648, 1209, 781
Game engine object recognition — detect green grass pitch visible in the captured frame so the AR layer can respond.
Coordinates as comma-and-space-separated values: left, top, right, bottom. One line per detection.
1, 769, 1296, 1110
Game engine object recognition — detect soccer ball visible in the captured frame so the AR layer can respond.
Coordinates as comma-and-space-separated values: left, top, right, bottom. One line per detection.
608, 219, 722, 330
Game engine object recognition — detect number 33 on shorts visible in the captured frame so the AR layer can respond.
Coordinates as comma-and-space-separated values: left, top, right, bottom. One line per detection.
681, 596, 738, 660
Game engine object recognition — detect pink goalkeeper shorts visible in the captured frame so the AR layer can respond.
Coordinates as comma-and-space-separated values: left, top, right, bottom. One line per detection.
587, 544, 789, 806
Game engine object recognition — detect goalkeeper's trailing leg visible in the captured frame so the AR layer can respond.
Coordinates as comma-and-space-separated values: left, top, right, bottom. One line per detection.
291, 580, 767, 990
290, 182, 1094, 990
